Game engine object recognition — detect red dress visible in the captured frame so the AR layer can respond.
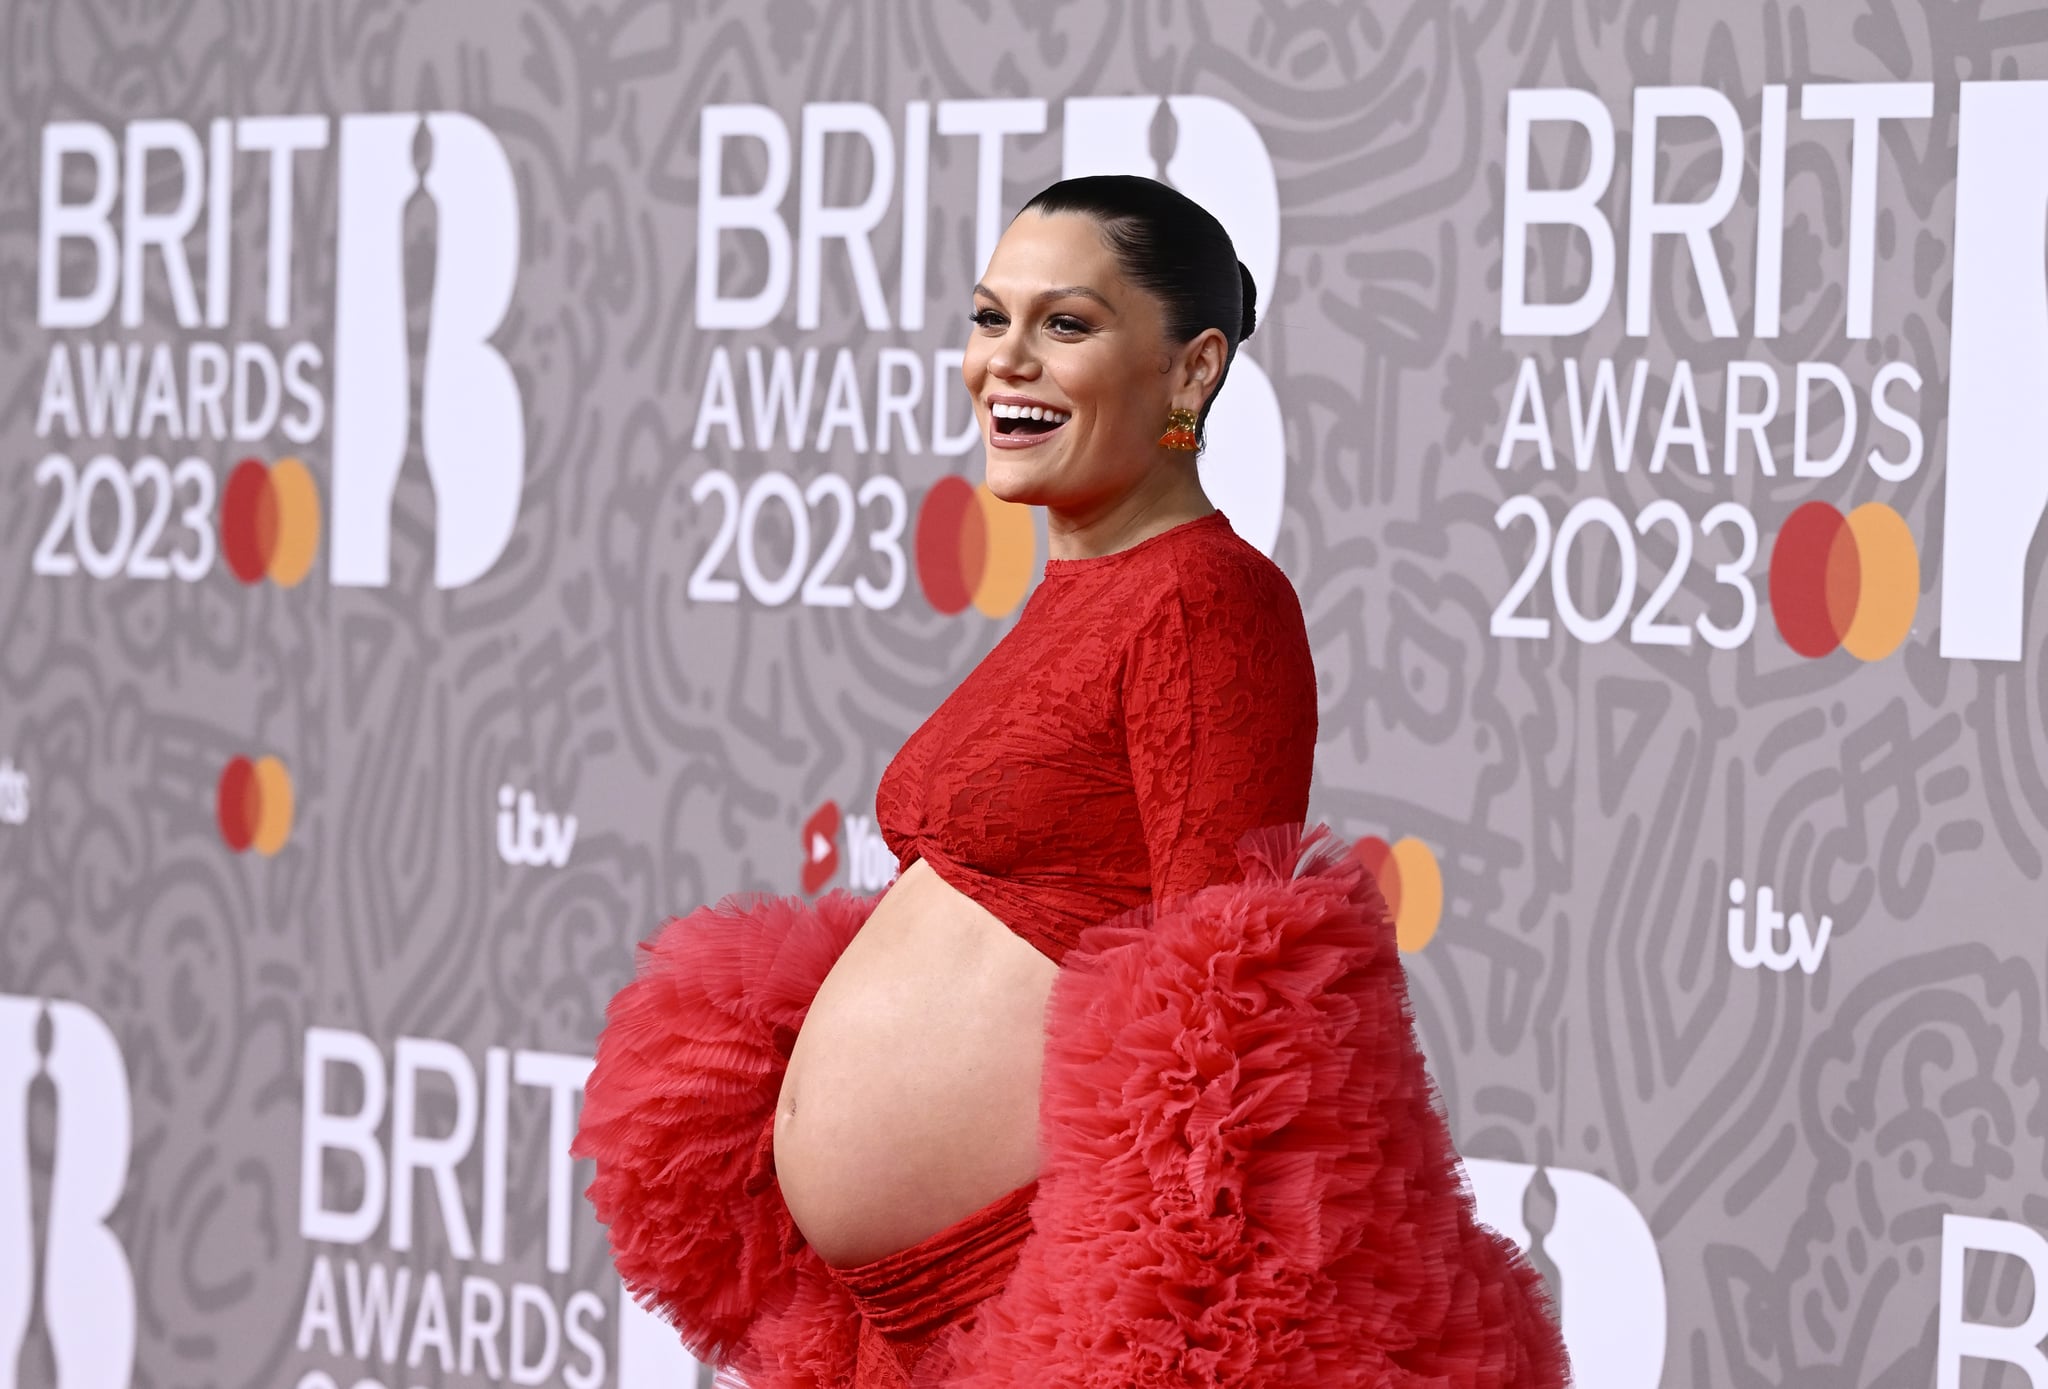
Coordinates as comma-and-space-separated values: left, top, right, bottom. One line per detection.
574, 508, 1571, 1388
876, 508, 1318, 963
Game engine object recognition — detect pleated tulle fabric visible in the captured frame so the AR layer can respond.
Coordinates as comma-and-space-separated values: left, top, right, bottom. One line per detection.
914, 823, 1569, 1388
571, 883, 883, 1385
573, 825, 1572, 1388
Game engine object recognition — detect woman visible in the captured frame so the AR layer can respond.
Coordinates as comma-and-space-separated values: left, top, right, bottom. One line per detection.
574, 175, 1569, 1388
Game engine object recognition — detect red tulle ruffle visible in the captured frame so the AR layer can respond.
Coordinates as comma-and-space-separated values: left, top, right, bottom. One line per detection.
574, 826, 1572, 1388
572, 884, 881, 1385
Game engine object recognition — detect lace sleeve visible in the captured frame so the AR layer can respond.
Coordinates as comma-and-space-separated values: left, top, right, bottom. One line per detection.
1117, 576, 1317, 902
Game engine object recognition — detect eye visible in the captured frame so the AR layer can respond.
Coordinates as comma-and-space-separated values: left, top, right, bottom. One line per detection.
1046, 314, 1092, 337
969, 307, 1007, 330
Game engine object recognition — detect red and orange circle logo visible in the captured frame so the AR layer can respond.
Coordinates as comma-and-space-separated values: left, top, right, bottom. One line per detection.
914, 477, 1034, 617
1768, 501, 1918, 661
1351, 835, 1444, 953
217, 755, 295, 855
222, 457, 321, 587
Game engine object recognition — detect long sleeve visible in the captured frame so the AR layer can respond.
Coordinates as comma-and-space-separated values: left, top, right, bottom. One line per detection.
1117, 572, 1318, 903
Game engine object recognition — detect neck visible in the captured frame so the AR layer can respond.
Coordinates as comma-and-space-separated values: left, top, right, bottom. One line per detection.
1045, 470, 1215, 561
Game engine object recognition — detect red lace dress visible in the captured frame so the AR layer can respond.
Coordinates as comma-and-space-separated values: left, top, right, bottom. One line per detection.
575, 506, 1572, 1389
875, 508, 1318, 960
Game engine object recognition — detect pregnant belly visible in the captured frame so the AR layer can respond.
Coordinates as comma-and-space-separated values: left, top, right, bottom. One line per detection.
773, 858, 1058, 1268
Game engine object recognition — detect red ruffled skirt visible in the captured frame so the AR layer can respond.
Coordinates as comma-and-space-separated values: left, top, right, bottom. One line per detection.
573, 824, 1571, 1388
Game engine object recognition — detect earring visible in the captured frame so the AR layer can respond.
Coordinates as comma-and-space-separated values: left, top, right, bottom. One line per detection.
1158, 407, 1200, 452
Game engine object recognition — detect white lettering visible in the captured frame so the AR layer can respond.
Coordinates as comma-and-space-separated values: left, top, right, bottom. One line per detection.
300, 1027, 388, 1245
1646, 359, 1708, 475
235, 115, 329, 328
512, 1050, 594, 1274
1793, 361, 1857, 478
1722, 361, 1779, 476
696, 105, 793, 330
693, 345, 744, 450
1626, 86, 1743, 338
813, 347, 870, 452
1754, 85, 1788, 338
120, 120, 205, 329
937, 98, 1049, 278
35, 347, 81, 437
747, 345, 820, 452
1799, 83, 1934, 339
1562, 357, 1647, 472
389, 1037, 478, 1259
294, 1254, 343, 1355
1725, 879, 1832, 975
797, 103, 894, 330
1501, 89, 1616, 337
1866, 359, 1923, 482
876, 347, 923, 454
1493, 356, 1555, 471
40, 122, 120, 328
1937, 1213, 2048, 1389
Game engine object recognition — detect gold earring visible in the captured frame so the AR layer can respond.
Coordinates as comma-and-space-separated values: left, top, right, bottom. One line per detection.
1158, 407, 1199, 452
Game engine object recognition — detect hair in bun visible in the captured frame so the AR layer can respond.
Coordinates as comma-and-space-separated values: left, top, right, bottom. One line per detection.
1238, 261, 1258, 342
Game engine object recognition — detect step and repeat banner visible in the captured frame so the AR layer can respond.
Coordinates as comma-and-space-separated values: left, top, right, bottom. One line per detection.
3, 2, 2045, 1387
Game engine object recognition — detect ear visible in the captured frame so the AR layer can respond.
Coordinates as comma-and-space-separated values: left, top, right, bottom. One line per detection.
1170, 327, 1232, 414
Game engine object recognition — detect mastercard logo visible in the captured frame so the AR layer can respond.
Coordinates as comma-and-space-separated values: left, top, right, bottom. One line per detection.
1768, 501, 1919, 661
1351, 835, 1444, 953
222, 457, 320, 587
217, 755, 295, 855
914, 476, 1034, 617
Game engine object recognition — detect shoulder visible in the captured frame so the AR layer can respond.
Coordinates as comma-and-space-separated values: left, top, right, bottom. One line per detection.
1118, 520, 1315, 698
1131, 517, 1308, 639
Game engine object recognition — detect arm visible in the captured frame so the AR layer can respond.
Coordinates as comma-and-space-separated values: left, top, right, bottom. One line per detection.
1118, 573, 1318, 902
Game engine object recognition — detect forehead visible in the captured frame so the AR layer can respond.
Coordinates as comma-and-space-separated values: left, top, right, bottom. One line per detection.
980, 210, 1124, 296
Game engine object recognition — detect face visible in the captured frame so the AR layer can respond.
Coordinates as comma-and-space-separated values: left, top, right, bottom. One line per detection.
962, 210, 1224, 509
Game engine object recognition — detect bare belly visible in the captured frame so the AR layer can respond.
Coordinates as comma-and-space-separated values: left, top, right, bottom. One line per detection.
773, 858, 1058, 1267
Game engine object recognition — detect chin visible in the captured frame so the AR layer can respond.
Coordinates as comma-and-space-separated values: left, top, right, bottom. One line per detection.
981, 452, 1045, 507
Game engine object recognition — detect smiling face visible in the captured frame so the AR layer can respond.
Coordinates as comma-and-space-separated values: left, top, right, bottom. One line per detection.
963, 210, 1222, 512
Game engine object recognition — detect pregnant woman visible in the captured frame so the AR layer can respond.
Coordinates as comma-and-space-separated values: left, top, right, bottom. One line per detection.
575, 176, 1569, 1389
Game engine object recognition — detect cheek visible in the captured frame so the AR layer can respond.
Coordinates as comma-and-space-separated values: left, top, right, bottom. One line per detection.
1051, 347, 1122, 416
1055, 354, 1151, 438
961, 337, 994, 390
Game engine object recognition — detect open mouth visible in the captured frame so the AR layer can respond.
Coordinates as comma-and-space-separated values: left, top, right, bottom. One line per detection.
991, 401, 1071, 437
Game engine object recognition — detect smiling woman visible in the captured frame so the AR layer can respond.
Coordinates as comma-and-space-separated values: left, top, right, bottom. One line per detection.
576, 176, 1569, 1389
953, 187, 1250, 555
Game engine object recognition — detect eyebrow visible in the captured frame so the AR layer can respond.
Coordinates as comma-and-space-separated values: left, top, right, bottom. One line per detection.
973, 283, 1115, 312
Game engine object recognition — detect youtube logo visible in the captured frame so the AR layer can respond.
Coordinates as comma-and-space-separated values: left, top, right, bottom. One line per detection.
801, 801, 842, 895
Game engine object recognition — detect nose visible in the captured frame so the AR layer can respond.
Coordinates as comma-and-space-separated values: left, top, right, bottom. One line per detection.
986, 324, 1041, 383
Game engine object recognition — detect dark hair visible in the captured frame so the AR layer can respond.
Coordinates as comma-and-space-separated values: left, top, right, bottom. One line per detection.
1018, 174, 1257, 433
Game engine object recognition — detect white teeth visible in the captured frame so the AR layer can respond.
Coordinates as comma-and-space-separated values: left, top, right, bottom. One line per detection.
990, 402, 1069, 423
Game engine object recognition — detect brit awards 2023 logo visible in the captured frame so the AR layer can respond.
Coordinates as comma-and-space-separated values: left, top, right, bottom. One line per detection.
683, 93, 1289, 619
1499, 79, 2048, 666
295, 1027, 700, 1389
33, 111, 526, 594
1493, 84, 1932, 661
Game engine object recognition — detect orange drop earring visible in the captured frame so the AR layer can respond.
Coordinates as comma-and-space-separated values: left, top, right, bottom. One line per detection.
1159, 407, 1200, 452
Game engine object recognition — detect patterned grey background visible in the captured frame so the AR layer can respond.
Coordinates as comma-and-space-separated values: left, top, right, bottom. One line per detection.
1, 2, 2045, 1386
